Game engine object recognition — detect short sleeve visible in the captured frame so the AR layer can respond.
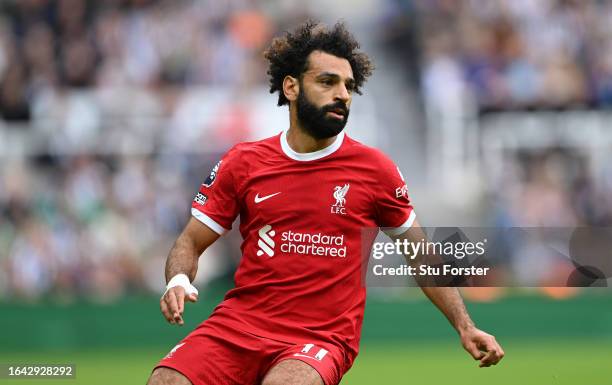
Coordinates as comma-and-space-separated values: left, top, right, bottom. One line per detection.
374, 154, 416, 237
191, 146, 242, 235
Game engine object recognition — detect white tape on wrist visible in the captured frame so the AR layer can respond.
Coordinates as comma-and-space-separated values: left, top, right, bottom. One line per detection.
165, 274, 199, 296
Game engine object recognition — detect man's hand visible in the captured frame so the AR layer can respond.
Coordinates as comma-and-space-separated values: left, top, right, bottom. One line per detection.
160, 286, 199, 326
160, 218, 218, 326
460, 327, 505, 367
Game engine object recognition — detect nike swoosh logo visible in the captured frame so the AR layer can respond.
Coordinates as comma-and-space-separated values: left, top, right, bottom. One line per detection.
254, 192, 281, 204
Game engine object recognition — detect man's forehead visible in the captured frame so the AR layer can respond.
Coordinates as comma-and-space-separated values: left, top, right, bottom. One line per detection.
304, 51, 353, 79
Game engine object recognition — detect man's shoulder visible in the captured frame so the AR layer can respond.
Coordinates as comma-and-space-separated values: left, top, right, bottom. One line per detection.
225, 133, 282, 159
342, 134, 394, 165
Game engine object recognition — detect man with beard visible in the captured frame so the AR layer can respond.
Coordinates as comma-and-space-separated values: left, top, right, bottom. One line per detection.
148, 21, 504, 385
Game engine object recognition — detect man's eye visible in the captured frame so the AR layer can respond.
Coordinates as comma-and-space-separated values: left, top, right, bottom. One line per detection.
321, 79, 334, 86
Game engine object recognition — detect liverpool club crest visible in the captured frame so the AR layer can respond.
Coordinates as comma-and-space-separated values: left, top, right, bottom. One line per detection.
331, 184, 349, 215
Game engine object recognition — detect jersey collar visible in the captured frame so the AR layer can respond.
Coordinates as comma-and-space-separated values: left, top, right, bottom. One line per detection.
280, 129, 345, 161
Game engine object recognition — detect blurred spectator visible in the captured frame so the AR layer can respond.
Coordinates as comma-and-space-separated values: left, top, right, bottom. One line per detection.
0, 59, 31, 121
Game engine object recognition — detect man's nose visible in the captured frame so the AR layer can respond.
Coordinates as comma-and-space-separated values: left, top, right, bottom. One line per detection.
334, 84, 350, 104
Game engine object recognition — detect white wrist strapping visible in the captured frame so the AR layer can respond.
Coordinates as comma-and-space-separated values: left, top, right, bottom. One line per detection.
165, 274, 199, 296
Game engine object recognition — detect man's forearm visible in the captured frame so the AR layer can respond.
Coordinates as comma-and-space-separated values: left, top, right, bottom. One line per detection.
165, 233, 200, 283
395, 224, 504, 366
420, 286, 475, 335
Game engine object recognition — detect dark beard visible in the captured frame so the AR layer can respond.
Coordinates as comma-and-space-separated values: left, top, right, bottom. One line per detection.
296, 90, 349, 140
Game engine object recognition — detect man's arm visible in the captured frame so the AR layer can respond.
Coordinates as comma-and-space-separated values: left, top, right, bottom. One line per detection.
392, 220, 505, 367
160, 217, 220, 326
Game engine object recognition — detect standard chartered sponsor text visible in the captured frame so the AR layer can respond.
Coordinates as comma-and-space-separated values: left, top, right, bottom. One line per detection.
280, 230, 346, 257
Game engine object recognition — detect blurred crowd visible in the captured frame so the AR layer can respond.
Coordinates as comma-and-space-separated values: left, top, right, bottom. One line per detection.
0, 0, 296, 122
386, 0, 612, 110
492, 149, 612, 227
487, 149, 612, 289
383, 0, 612, 290
0, 152, 247, 300
0, 0, 293, 300
2, 0, 612, 300
382, 0, 612, 226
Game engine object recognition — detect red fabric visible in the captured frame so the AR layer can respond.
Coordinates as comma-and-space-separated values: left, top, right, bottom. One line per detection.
155, 316, 343, 385
190, 132, 414, 372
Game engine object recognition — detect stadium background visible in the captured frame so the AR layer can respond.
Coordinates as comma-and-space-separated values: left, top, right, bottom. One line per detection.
0, 0, 611, 384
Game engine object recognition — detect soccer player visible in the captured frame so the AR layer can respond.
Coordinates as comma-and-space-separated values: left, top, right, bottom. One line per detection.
148, 21, 504, 385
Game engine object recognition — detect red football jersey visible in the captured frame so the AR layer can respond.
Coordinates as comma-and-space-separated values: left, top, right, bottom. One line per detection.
191, 130, 415, 368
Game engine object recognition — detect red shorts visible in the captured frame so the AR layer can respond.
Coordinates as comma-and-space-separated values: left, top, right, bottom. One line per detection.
154, 316, 346, 385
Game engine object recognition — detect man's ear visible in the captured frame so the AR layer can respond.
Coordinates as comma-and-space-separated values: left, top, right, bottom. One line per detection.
283, 75, 299, 102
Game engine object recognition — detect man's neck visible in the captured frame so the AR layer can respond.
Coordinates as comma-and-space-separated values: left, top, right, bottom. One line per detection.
286, 125, 337, 153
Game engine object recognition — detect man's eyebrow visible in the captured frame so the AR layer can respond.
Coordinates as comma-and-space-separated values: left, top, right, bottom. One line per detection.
316, 72, 355, 84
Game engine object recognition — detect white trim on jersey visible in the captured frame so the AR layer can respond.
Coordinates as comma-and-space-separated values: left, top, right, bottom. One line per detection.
191, 208, 228, 235
382, 210, 417, 237
280, 129, 345, 161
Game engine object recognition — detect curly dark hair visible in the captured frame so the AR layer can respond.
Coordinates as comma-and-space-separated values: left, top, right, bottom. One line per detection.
263, 20, 374, 106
